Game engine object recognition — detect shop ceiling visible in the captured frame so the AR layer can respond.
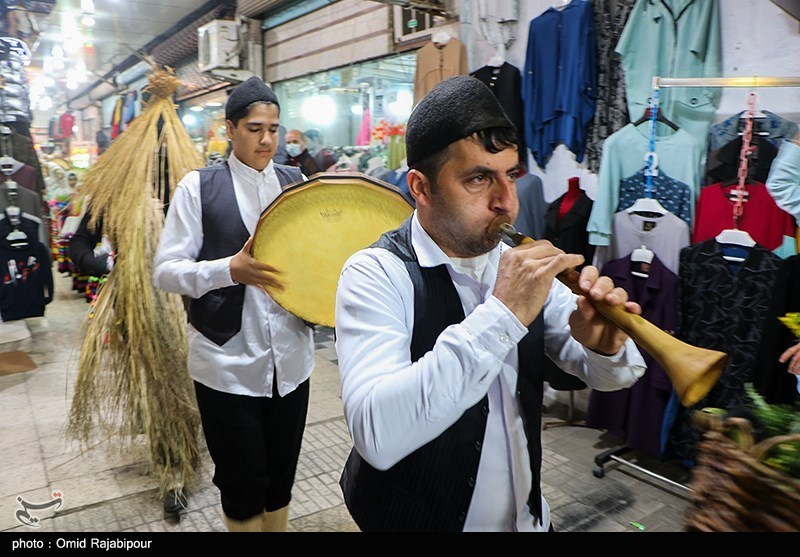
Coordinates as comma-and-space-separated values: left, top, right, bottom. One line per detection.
21, 0, 229, 112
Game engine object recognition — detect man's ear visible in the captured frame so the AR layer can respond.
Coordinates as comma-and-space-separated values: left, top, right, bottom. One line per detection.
407, 169, 431, 206
225, 119, 235, 138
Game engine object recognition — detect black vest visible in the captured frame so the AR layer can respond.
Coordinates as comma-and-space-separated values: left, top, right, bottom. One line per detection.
187, 162, 301, 346
339, 217, 547, 532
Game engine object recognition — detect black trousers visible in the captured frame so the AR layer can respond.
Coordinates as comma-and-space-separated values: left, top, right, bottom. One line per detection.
194, 378, 310, 520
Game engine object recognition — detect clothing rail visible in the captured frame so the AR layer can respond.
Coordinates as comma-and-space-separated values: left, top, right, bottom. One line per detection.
652, 76, 800, 89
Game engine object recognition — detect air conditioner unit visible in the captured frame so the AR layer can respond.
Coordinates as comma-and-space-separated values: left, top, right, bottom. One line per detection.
198, 19, 240, 73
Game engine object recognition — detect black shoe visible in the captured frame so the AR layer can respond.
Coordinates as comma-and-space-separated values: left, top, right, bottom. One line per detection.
163, 489, 188, 518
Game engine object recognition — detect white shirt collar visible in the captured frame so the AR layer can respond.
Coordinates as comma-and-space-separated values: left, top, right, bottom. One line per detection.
410, 210, 503, 282
227, 152, 275, 185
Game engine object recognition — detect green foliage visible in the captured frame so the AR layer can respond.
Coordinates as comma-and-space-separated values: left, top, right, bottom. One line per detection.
745, 384, 800, 479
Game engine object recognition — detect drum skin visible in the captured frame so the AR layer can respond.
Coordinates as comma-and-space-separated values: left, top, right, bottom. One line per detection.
252, 173, 414, 327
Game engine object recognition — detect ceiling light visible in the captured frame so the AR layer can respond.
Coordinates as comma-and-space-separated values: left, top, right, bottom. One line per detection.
189, 106, 204, 112
204, 102, 222, 107
182, 114, 197, 126
81, 15, 95, 27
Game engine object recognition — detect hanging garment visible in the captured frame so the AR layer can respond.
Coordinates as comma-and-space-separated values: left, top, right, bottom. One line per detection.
543, 188, 596, 270
587, 254, 678, 457
540, 185, 598, 397
522, 0, 596, 168
58, 112, 75, 139
593, 210, 690, 276
110, 96, 123, 140
584, 0, 637, 175
705, 135, 778, 186
471, 62, 528, 170
0, 185, 47, 248
617, 168, 693, 228
707, 110, 799, 154
692, 181, 796, 253
9, 164, 38, 194
663, 240, 784, 466
587, 123, 703, 246
356, 107, 372, 146
513, 173, 548, 241
0, 213, 54, 321
616, 0, 721, 143
413, 37, 468, 106
752, 253, 800, 404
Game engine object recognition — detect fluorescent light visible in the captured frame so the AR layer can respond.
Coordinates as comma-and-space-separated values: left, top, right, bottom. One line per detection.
189, 106, 204, 112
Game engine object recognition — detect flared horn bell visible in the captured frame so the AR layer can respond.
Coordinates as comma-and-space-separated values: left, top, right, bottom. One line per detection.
490, 216, 727, 407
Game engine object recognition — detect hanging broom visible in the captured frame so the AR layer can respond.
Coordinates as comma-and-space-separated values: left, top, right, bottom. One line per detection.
67, 65, 204, 498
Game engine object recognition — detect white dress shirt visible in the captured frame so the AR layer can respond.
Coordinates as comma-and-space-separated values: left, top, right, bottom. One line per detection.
335, 212, 646, 532
153, 154, 314, 397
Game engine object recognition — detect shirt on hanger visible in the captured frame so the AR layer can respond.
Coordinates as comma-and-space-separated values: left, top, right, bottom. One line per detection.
587, 123, 703, 246
522, 0, 596, 168
616, 0, 721, 142
413, 37, 468, 106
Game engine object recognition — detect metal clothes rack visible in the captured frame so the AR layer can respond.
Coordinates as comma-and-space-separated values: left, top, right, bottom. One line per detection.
593, 75, 800, 494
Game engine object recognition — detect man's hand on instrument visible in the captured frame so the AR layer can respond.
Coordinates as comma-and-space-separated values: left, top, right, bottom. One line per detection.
494, 239, 584, 327
569, 265, 642, 356
230, 236, 285, 292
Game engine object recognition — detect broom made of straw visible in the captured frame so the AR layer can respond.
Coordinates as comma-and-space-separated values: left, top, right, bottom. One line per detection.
67, 66, 205, 497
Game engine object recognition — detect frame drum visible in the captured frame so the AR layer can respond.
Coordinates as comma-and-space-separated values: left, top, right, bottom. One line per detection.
252, 173, 414, 328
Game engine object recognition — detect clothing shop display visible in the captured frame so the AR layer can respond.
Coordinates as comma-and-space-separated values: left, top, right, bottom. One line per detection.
592, 210, 690, 276
663, 239, 785, 466
751, 253, 800, 404
587, 254, 678, 458
412, 35, 467, 106
513, 172, 547, 241
522, 0, 596, 168
765, 138, 800, 224
708, 110, 799, 154
705, 135, 778, 186
617, 168, 693, 228
543, 181, 595, 270
616, 0, 721, 142
692, 181, 796, 253
587, 123, 704, 247
471, 62, 527, 169
583, 0, 637, 175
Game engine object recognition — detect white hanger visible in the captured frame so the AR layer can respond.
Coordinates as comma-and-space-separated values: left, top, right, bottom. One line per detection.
487, 55, 504, 68
630, 245, 654, 278
715, 228, 755, 248
431, 31, 451, 45
0, 155, 23, 175
631, 245, 654, 264
626, 197, 666, 216
715, 228, 755, 262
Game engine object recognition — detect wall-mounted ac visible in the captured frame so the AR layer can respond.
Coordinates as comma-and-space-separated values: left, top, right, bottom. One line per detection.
198, 19, 240, 73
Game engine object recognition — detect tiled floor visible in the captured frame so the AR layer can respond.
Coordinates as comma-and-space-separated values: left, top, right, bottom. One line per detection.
0, 269, 693, 533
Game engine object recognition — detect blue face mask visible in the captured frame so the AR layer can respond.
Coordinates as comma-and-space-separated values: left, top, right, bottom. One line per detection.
286, 143, 303, 158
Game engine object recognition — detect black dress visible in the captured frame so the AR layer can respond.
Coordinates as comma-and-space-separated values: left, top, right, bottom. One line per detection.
663, 239, 785, 465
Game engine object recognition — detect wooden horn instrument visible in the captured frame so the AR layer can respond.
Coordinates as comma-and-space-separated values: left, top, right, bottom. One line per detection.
490, 215, 727, 407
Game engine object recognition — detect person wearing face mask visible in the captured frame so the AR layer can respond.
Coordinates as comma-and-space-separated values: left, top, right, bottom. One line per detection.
285, 129, 320, 178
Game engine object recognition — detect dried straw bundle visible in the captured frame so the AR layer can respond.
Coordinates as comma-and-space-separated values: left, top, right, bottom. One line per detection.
67, 66, 204, 496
